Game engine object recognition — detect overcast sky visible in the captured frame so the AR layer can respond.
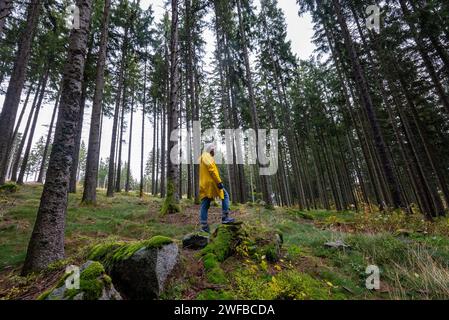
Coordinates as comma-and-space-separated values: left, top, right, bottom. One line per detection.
1, 0, 315, 183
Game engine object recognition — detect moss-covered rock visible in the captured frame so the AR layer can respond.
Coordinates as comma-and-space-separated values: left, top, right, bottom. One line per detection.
88, 236, 173, 268
88, 236, 179, 299
37, 261, 122, 300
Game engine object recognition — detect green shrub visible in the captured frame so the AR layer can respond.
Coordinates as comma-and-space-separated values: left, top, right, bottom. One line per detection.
0, 183, 19, 194
231, 269, 332, 300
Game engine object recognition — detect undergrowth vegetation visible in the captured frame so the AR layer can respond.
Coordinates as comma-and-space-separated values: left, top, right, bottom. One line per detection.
1, 185, 449, 300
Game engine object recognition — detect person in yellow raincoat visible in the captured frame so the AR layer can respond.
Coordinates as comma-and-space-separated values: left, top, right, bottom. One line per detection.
199, 143, 235, 233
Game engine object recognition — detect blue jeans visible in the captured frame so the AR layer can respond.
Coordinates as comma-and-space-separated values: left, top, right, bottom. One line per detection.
200, 188, 230, 225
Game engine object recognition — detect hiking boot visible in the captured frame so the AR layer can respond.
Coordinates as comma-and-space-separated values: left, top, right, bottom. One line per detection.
200, 224, 210, 233
222, 214, 236, 224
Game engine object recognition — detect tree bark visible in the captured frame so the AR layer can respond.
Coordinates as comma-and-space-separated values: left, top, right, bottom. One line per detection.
82, 0, 111, 203
140, 58, 147, 198
0, 0, 41, 184
10, 81, 35, 156
17, 67, 49, 184
115, 81, 127, 192
151, 103, 157, 195
162, 0, 180, 214
0, 0, 13, 35
330, 0, 404, 209
10, 78, 43, 182
236, 0, 272, 207
125, 84, 135, 192
22, 0, 93, 274
37, 85, 61, 183
107, 24, 129, 197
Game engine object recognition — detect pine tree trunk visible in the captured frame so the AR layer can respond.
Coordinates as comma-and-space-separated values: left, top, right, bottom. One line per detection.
6, 82, 34, 179
155, 109, 160, 195
17, 67, 49, 184
125, 86, 135, 192
0, 0, 12, 35
193, 69, 200, 204
82, 0, 111, 203
236, 0, 272, 207
10, 78, 43, 182
162, 0, 180, 214
115, 78, 128, 192
140, 59, 147, 198
10, 82, 35, 154
37, 85, 61, 183
107, 25, 129, 197
213, 11, 234, 201
22, 0, 93, 274
69, 35, 94, 193
184, 0, 194, 200
69, 75, 88, 193
330, 0, 404, 209
0, 0, 41, 184
151, 104, 157, 195
160, 35, 169, 199
160, 95, 166, 198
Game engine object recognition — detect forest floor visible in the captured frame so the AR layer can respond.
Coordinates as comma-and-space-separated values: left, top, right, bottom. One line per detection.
1, 184, 449, 300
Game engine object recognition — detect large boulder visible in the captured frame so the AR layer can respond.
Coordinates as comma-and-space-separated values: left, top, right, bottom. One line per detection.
38, 261, 122, 300
88, 236, 179, 299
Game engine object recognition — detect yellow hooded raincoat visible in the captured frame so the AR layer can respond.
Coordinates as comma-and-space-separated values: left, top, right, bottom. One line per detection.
199, 151, 224, 200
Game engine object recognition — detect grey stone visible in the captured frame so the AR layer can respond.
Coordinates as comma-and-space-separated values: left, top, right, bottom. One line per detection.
42, 261, 122, 300
108, 242, 179, 300
324, 239, 350, 249
183, 233, 209, 250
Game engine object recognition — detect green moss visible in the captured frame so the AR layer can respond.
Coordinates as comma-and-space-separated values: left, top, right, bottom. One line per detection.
231, 269, 333, 300
203, 253, 219, 270
0, 182, 19, 194
263, 244, 279, 262
201, 225, 234, 262
160, 182, 181, 215
88, 236, 173, 269
88, 242, 125, 261
37, 289, 52, 300
144, 235, 174, 248
268, 270, 332, 300
55, 270, 73, 289
103, 274, 112, 287
44, 259, 70, 274
286, 209, 314, 220
199, 226, 241, 286
206, 266, 227, 284
65, 261, 106, 300
38, 261, 108, 300
286, 245, 303, 259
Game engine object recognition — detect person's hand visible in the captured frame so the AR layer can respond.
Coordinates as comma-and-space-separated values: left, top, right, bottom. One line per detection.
217, 183, 224, 190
